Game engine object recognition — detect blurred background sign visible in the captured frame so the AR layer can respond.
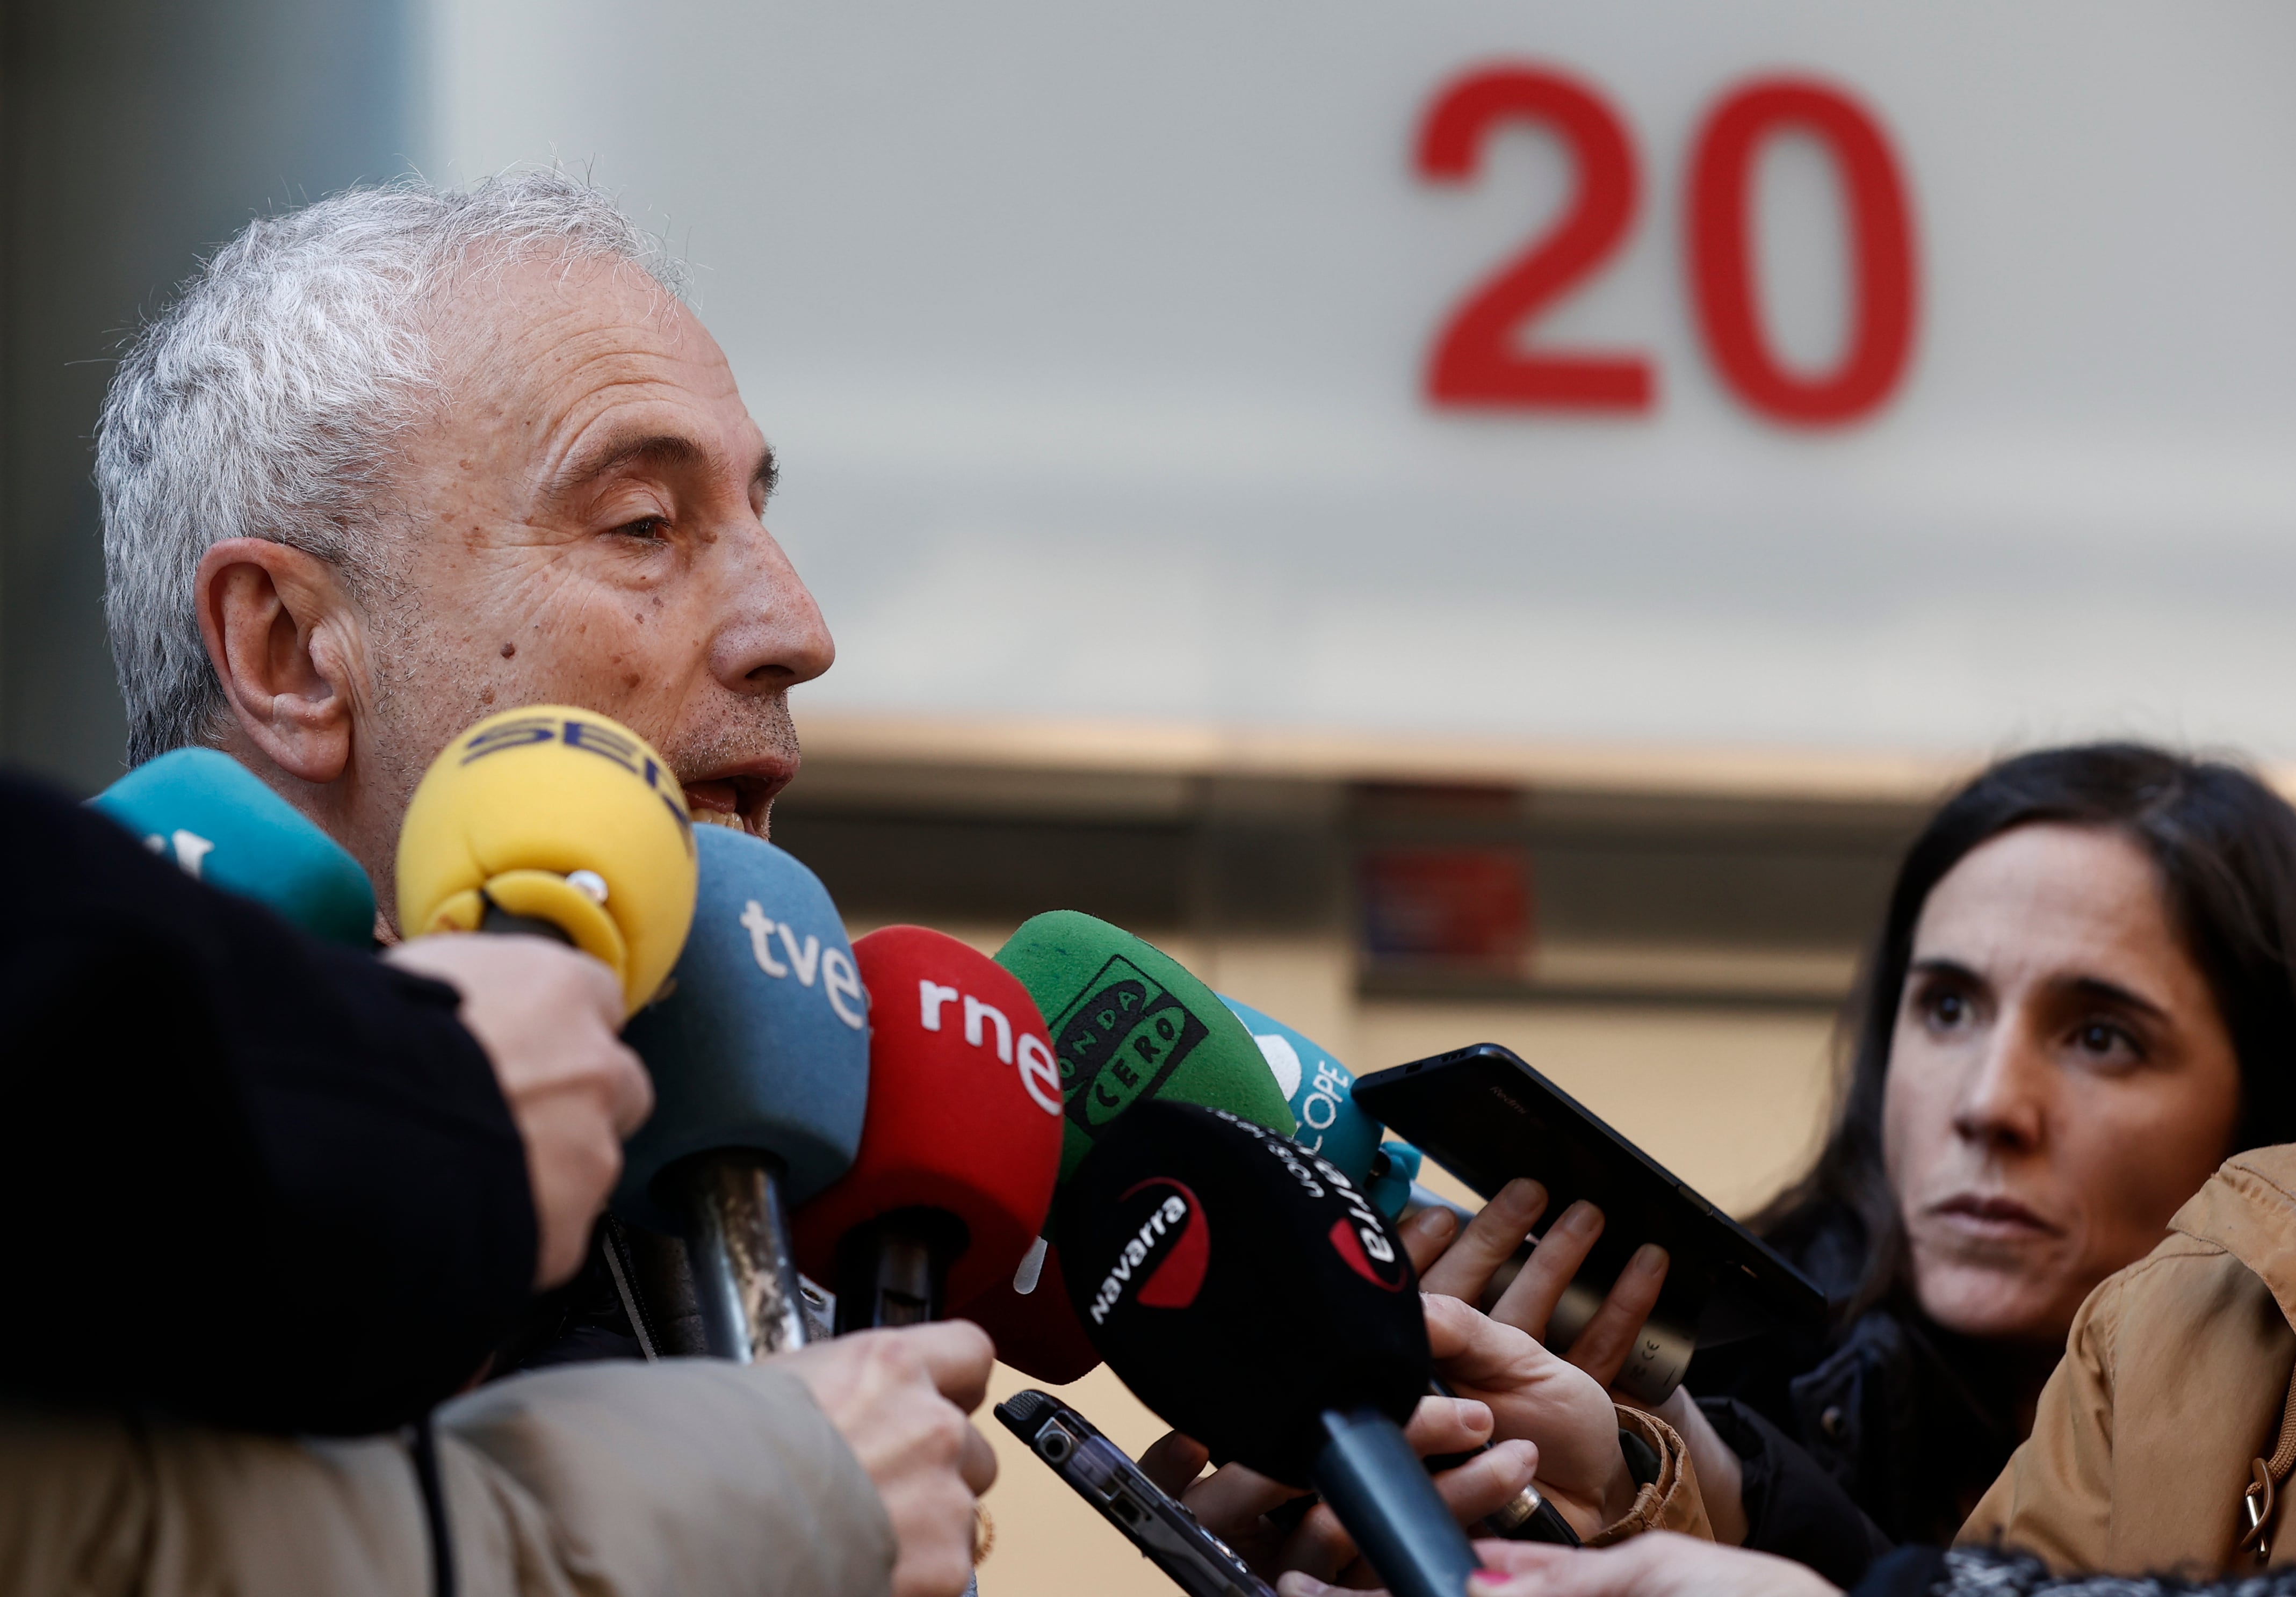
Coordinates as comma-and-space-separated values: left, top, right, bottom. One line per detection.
430, 1, 2296, 757
12, 2, 2296, 775
4, 9, 2292, 1592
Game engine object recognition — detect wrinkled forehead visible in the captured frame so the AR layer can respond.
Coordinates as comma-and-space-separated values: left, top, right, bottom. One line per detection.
421, 249, 728, 431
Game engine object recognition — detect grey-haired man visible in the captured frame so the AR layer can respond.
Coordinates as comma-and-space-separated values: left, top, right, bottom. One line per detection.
95, 173, 988, 1597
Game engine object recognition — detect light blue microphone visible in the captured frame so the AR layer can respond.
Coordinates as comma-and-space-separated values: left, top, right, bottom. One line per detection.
618, 825, 870, 1358
88, 748, 374, 946
1217, 994, 1421, 1217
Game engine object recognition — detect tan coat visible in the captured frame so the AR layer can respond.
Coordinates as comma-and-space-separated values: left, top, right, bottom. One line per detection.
0, 1358, 895, 1597
1960, 1145, 2296, 1576
1597, 1406, 1714, 1544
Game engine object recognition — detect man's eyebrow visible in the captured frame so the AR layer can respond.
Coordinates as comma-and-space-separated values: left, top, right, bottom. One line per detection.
543, 431, 777, 505
546, 432, 710, 499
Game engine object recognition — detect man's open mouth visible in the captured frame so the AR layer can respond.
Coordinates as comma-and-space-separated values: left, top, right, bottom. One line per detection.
681, 768, 792, 839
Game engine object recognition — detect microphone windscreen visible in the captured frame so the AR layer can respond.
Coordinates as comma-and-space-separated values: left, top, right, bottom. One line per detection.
994, 911, 1296, 1182
963, 1241, 1103, 1384
1058, 1100, 1428, 1484
615, 825, 869, 1231
394, 705, 697, 1015
1217, 995, 1383, 1186
89, 749, 374, 946
792, 926, 1065, 1310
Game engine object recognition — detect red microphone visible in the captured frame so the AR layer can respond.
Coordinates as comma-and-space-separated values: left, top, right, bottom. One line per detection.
792, 926, 1065, 1332
958, 1239, 1103, 1384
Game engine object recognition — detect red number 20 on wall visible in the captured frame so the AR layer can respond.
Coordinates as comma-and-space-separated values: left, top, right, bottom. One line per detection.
1418, 64, 1918, 427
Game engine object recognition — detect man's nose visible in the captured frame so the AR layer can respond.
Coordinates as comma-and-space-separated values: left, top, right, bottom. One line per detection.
712, 523, 835, 695
1951, 1021, 2049, 1153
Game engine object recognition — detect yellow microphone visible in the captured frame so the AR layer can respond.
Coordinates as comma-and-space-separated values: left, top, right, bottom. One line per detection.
395, 706, 698, 1015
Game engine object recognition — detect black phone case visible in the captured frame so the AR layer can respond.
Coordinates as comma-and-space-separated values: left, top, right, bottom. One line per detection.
1353, 1043, 1828, 1348
994, 1389, 1276, 1597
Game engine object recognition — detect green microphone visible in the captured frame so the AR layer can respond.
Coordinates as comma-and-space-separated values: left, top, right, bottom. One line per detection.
996, 909, 1297, 1180
963, 910, 1298, 1381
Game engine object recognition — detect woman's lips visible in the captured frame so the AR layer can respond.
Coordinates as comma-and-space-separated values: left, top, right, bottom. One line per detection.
1927, 1193, 2061, 1238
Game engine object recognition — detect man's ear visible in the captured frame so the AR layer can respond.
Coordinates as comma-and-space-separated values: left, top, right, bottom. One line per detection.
194, 538, 365, 785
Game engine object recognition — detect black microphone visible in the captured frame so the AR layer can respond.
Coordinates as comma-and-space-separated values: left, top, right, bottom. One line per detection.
1057, 1100, 1479, 1597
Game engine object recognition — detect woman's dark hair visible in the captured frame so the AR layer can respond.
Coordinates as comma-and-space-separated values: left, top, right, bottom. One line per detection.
1758, 742, 2296, 1318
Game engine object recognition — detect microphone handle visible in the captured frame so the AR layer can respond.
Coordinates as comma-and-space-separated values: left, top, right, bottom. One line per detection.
478, 902, 576, 942
833, 1208, 966, 1334
1312, 1408, 1480, 1597
681, 1150, 810, 1358
475, 898, 810, 1358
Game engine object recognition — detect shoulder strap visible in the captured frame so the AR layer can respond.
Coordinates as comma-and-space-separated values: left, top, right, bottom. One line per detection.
2240, 1361, 2296, 1562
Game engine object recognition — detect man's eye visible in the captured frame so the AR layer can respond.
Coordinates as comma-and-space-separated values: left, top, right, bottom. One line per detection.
617, 515, 671, 541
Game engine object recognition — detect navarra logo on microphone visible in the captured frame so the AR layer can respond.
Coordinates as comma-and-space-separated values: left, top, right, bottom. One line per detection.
918, 979, 1063, 1114
1049, 956, 1211, 1129
1214, 1110, 1406, 1292
457, 712, 694, 849
1088, 1178, 1210, 1324
737, 901, 867, 1030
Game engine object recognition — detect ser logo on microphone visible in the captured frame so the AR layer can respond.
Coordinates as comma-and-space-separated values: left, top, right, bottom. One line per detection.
458, 712, 695, 851
918, 979, 1063, 1114
1049, 955, 1210, 1130
1087, 1177, 1210, 1325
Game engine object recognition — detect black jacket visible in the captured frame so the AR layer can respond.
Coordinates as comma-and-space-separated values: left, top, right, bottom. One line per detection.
0, 768, 536, 1434
1690, 1199, 2027, 1578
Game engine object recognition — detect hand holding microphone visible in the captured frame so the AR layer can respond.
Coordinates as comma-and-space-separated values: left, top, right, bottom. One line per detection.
777, 1320, 1002, 1597
1060, 1101, 1480, 1597
384, 934, 653, 1290
391, 704, 699, 1296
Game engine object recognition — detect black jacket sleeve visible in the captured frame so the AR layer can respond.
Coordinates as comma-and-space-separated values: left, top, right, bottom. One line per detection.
1700, 1395, 1896, 1588
0, 768, 537, 1434
1848, 1545, 1947, 1597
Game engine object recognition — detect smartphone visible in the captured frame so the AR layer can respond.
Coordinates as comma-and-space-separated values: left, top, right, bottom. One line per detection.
1354, 1043, 1827, 1401
995, 1389, 1276, 1597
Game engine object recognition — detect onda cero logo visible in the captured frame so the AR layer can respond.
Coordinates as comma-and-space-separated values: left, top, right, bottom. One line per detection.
1049, 956, 1211, 1130
1086, 1177, 1210, 1325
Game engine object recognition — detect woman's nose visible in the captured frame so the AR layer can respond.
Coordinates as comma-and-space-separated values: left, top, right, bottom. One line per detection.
1951, 1028, 2049, 1151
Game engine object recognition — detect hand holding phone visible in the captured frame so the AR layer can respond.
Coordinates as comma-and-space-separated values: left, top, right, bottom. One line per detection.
995, 1390, 1276, 1597
1355, 1044, 1826, 1404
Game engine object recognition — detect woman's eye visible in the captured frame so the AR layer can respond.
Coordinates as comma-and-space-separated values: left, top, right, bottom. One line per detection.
1925, 989, 1970, 1029
2073, 1020, 2140, 1062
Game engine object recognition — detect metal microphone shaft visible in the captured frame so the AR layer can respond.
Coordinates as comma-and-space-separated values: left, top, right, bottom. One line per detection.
682, 1152, 809, 1358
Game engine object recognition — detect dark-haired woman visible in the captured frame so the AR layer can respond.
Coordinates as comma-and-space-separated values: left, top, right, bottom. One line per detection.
1402, 742, 2296, 1578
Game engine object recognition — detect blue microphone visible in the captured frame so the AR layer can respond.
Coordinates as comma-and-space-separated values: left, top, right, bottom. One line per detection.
1216, 996, 1385, 1182
617, 825, 870, 1358
88, 748, 374, 946
1216, 995, 1424, 1218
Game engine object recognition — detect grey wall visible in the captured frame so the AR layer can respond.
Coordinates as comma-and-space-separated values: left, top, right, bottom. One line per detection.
1, 0, 415, 792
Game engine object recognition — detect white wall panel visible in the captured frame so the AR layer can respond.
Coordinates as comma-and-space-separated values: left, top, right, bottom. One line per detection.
425, 2, 2296, 755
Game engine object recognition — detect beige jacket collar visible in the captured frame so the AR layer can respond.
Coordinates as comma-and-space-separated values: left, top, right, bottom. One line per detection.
2171, 1145, 2296, 1334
